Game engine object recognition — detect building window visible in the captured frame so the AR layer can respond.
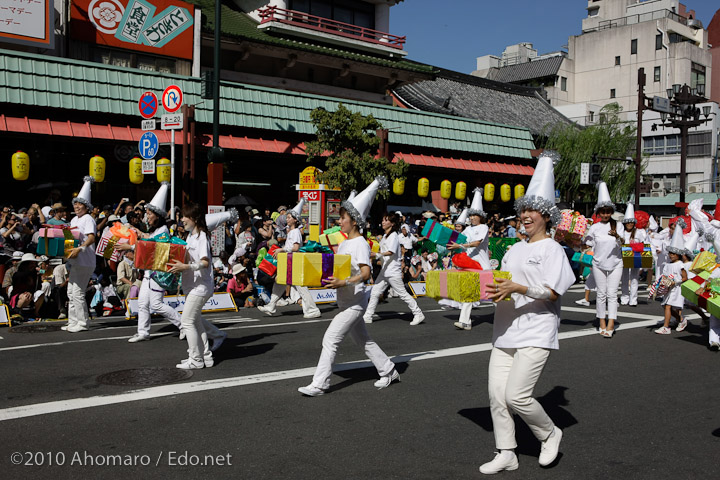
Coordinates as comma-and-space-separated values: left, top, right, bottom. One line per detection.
669, 33, 693, 44
610, 88, 616, 98
643, 134, 681, 155
290, 0, 375, 29
656, 33, 663, 50
615, 56, 621, 66
688, 131, 712, 157
561, 76, 567, 91
654, 66, 661, 82
588, 7, 599, 17
631, 39, 637, 54
92, 47, 177, 73
691, 63, 706, 90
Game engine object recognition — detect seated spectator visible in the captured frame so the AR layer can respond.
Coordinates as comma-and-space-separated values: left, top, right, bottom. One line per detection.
1, 213, 23, 251
227, 263, 254, 307
52, 259, 68, 319
9, 253, 48, 319
408, 255, 424, 281
46, 203, 69, 226
116, 250, 140, 300
214, 251, 232, 291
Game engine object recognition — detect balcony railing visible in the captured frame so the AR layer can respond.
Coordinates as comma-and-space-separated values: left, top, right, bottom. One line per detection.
583, 9, 689, 33
258, 6, 406, 50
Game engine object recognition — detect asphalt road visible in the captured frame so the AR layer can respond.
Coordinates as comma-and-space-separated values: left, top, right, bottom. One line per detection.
1, 283, 718, 480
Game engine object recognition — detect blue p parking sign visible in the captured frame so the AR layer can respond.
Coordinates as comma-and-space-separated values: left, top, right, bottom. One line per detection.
139, 131, 159, 160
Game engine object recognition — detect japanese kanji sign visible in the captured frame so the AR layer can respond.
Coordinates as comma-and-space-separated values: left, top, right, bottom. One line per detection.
0, 0, 54, 48
70, 0, 194, 60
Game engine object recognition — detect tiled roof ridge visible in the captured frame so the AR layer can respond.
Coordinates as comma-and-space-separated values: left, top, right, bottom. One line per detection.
434, 68, 544, 97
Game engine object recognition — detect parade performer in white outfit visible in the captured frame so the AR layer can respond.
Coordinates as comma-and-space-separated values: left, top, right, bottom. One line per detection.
258, 198, 321, 319
364, 211, 424, 325
654, 224, 688, 335
480, 152, 575, 474
449, 189, 490, 331
63, 176, 97, 333
298, 177, 399, 396
169, 202, 216, 369
583, 182, 623, 338
118, 183, 184, 343
619, 203, 647, 307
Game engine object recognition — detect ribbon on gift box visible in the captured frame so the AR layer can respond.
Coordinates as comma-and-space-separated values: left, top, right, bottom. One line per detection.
322, 226, 341, 235
452, 252, 483, 270
299, 241, 332, 254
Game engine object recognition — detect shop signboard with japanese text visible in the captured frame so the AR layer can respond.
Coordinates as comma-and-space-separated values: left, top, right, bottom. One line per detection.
70, 0, 195, 60
0, 0, 54, 48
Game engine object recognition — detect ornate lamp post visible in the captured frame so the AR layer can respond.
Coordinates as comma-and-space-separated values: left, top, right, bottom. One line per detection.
655, 82, 711, 204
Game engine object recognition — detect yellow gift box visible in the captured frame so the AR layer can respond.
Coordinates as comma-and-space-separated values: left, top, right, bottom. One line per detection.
690, 251, 717, 274
276, 252, 351, 287
426, 270, 512, 302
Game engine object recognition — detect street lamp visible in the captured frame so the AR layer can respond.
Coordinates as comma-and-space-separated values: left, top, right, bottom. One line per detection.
654, 83, 711, 203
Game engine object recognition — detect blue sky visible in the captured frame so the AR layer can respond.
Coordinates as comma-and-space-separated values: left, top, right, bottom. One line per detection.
392, 0, 719, 74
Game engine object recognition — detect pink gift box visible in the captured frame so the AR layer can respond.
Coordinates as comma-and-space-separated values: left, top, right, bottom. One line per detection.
37, 226, 82, 240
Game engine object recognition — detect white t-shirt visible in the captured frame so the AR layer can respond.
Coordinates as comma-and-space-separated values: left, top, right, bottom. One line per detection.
379, 231, 402, 277
53, 264, 68, 286
336, 236, 371, 311
182, 231, 214, 297
284, 227, 303, 252
398, 232, 415, 250
584, 222, 623, 271
69, 213, 97, 268
493, 238, 576, 350
464, 224, 490, 269
622, 227, 647, 245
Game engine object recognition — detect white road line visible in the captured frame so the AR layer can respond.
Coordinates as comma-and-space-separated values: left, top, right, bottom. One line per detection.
0, 316, 667, 422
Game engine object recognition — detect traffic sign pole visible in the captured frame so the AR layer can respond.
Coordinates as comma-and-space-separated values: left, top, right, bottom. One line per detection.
170, 129, 175, 217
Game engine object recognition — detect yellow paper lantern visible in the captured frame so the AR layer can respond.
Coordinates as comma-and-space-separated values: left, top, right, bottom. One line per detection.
500, 183, 511, 202
393, 177, 405, 196
455, 181, 466, 200
440, 180, 452, 199
89, 155, 105, 182
484, 183, 495, 202
156, 157, 171, 183
514, 184, 525, 200
129, 157, 144, 184
11, 151, 29, 181
418, 177, 429, 198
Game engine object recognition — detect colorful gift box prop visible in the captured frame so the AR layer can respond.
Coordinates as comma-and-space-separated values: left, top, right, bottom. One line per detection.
554, 211, 588, 249
366, 236, 380, 254
276, 252, 351, 287
36, 225, 81, 257
426, 269, 512, 303
319, 227, 348, 254
690, 251, 717, 274
680, 271, 720, 317
488, 238, 520, 267
95, 223, 138, 261
257, 244, 281, 276
571, 251, 594, 267
648, 274, 675, 299
135, 233, 187, 272
622, 243, 653, 269
421, 219, 467, 247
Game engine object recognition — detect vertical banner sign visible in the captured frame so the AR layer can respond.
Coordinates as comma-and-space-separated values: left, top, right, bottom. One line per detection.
208, 205, 225, 257
0, 0, 54, 48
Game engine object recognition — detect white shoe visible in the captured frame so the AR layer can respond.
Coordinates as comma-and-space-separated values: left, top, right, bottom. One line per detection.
363, 315, 373, 324
176, 358, 204, 369
276, 298, 290, 307
538, 426, 563, 466
61, 325, 69, 331
453, 321, 471, 331
203, 353, 214, 368
128, 334, 150, 343
179, 329, 186, 340
303, 311, 321, 319
373, 369, 400, 389
257, 305, 276, 316
574, 299, 590, 307
67, 325, 88, 333
210, 331, 227, 352
298, 384, 326, 396
58, 313, 67, 319
479, 451, 519, 474
410, 313, 425, 325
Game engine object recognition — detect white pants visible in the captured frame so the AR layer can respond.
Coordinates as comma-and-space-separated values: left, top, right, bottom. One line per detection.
709, 316, 720, 345
268, 282, 320, 316
488, 347, 555, 450
459, 302, 473, 325
181, 293, 212, 363
364, 272, 421, 319
137, 277, 182, 336
584, 272, 596, 291
593, 266, 622, 319
310, 307, 395, 390
620, 268, 640, 305
67, 265, 94, 329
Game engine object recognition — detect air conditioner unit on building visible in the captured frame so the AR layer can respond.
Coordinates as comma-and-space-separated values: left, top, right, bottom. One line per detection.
664, 181, 677, 191
650, 189, 665, 197
688, 186, 700, 193
651, 180, 663, 190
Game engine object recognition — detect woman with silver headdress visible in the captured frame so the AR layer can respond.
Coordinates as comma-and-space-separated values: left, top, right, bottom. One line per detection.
298, 177, 399, 396
480, 153, 575, 474
619, 203, 646, 307
257, 198, 321, 319
583, 182, 623, 338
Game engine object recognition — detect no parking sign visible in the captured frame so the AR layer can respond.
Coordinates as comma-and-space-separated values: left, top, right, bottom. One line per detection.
138, 92, 158, 119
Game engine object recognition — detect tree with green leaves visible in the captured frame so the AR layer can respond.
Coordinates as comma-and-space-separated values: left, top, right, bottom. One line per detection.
305, 103, 408, 199
542, 103, 644, 208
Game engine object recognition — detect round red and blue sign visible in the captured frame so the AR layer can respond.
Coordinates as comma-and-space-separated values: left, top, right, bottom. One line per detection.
139, 92, 158, 119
